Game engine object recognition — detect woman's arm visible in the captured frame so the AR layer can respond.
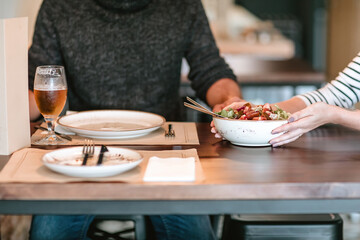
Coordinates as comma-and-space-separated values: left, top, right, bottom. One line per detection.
268, 52, 360, 146
269, 102, 360, 147
206, 78, 243, 112
271, 96, 307, 113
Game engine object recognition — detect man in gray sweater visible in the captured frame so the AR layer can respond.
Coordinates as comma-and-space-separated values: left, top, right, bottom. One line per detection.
28, 0, 243, 239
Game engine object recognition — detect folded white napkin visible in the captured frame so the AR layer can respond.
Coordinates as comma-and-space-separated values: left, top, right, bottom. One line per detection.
143, 156, 195, 182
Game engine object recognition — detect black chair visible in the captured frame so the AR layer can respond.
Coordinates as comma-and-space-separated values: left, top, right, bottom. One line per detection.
222, 214, 343, 240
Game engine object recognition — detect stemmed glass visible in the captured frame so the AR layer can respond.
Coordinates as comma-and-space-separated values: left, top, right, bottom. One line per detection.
34, 65, 68, 145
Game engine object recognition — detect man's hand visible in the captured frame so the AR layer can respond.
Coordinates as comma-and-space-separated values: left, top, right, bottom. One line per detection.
212, 96, 245, 113
205, 78, 244, 139
211, 99, 251, 139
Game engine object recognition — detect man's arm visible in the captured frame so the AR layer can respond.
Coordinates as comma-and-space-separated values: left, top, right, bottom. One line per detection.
28, 1, 65, 122
29, 90, 40, 121
184, 0, 243, 109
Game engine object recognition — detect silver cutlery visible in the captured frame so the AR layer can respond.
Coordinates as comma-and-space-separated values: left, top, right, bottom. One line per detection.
82, 139, 94, 166
97, 145, 109, 165
165, 124, 175, 137
184, 96, 226, 118
35, 125, 72, 141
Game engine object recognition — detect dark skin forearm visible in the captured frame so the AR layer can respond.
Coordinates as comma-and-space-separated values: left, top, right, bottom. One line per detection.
29, 90, 40, 121
206, 78, 244, 112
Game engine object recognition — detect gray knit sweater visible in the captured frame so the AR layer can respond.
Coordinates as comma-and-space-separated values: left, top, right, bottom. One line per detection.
28, 0, 236, 120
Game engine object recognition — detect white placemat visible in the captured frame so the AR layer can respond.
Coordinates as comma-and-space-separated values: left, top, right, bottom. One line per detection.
0, 148, 204, 183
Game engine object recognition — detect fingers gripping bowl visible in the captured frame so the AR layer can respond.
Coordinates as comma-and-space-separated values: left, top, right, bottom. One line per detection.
213, 118, 287, 146
214, 103, 290, 147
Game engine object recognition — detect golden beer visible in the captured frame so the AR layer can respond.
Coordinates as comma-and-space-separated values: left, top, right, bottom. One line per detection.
34, 89, 67, 116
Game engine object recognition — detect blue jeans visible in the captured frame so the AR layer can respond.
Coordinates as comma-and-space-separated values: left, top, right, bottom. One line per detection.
29, 215, 216, 240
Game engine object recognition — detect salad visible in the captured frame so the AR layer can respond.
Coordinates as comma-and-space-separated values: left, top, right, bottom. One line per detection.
217, 103, 290, 120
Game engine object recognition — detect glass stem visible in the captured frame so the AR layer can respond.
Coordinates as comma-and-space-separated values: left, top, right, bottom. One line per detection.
45, 118, 56, 136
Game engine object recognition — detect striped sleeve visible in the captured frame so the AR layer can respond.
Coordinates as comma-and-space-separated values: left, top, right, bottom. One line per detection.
298, 52, 360, 109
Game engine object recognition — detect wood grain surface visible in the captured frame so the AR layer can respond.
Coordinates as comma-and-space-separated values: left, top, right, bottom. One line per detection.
1, 123, 360, 200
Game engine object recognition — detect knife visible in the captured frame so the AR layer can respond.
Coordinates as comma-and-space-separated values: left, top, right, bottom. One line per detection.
97, 145, 109, 165
35, 125, 72, 141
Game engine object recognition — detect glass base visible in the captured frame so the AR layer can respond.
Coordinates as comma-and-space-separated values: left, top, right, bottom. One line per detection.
35, 133, 68, 145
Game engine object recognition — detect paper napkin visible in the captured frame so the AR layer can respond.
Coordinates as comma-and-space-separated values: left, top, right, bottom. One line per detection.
143, 156, 195, 182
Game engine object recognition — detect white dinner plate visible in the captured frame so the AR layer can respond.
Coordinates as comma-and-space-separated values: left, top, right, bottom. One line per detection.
42, 146, 143, 178
57, 110, 165, 139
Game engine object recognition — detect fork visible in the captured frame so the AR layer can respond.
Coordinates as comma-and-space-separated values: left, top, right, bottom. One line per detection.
165, 124, 175, 137
82, 139, 94, 166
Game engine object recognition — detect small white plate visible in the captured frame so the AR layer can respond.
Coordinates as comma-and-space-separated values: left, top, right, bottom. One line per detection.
57, 110, 165, 139
42, 147, 143, 178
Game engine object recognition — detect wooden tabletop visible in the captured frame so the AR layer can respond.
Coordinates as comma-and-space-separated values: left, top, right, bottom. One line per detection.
1, 123, 360, 202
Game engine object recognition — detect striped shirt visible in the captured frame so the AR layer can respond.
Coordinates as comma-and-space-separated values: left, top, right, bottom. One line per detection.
298, 52, 360, 109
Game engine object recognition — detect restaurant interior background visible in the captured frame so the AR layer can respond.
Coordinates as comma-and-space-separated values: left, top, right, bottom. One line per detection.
1, 0, 360, 239
1, 0, 360, 119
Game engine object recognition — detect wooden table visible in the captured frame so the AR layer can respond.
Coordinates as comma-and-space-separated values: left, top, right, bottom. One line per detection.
1, 123, 360, 215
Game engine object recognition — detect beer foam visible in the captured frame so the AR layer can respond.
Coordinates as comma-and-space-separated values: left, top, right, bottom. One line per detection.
34, 86, 67, 90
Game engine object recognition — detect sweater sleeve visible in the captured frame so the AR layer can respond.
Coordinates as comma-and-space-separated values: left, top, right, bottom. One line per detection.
184, 0, 237, 103
28, 0, 64, 90
297, 52, 360, 109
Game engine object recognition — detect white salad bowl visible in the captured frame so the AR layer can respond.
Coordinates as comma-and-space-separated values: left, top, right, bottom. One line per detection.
213, 117, 287, 147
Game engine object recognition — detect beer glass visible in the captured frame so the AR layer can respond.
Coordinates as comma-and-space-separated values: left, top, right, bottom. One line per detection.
34, 66, 68, 145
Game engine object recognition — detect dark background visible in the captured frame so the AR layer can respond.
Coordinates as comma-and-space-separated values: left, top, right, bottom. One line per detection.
235, 0, 328, 70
